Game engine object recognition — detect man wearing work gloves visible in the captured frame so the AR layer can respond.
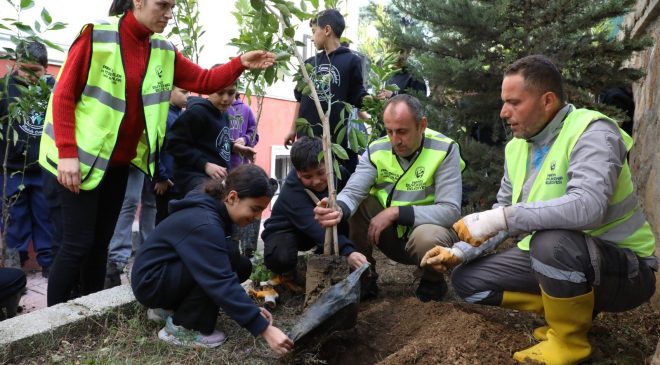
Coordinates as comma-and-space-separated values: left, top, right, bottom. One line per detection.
422, 55, 657, 365
315, 94, 463, 302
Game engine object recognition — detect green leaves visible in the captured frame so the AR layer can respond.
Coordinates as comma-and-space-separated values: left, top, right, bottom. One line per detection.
1, 2, 67, 52
250, 0, 265, 11
168, 0, 205, 63
19, 0, 34, 10
40, 8, 51, 25
331, 143, 348, 160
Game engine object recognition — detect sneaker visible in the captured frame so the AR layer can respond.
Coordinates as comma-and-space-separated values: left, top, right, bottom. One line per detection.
147, 308, 173, 323
158, 316, 226, 348
415, 278, 448, 302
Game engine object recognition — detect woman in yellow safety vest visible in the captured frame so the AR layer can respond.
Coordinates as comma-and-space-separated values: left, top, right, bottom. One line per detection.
40, 0, 274, 306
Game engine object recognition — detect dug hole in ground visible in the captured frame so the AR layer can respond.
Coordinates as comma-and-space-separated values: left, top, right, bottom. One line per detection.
291, 249, 659, 365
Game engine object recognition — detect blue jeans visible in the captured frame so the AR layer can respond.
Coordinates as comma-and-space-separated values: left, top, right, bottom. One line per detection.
107, 166, 156, 266
0, 171, 54, 268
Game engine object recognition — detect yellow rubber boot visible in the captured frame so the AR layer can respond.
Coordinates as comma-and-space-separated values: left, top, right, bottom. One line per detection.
501, 291, 548, 341
533, 326, 549, 341
501, 291, 543, 314
513, 289, 594, 365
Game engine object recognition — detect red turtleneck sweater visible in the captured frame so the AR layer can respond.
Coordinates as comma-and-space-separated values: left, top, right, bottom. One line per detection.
52, 10, 245, 165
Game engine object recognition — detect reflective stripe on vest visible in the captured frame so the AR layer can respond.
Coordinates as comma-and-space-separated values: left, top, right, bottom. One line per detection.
506, 108, 655, 257
368, 128, 463, 238
39, 15, 175, 190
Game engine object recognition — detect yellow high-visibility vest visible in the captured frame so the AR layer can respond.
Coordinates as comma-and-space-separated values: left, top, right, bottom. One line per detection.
369, 128, 464, 238
506, 108, 655, 257
39, 16, 175, 190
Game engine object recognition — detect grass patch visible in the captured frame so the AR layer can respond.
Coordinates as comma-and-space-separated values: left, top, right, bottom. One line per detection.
9, 294, 313, 365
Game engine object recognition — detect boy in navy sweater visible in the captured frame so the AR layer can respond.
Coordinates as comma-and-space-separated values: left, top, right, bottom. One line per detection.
262, 137, 367, 276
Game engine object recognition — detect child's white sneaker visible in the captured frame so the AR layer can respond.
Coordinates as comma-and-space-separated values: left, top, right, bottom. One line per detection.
157, 316, 226, 348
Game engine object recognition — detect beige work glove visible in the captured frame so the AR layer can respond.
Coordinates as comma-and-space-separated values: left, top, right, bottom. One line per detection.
453, 207, 507, 247
421, 246, 463, 273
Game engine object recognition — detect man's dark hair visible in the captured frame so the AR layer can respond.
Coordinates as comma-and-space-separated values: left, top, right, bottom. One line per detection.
290, 136, 324, 172
310, 9, 345, 38
505, 55, 565, 104
16, 41, 48, 68
383, 94, 425, 126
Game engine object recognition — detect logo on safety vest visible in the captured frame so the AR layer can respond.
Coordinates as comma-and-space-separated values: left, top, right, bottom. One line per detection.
380, 168, 400, 181
101, 65, 122, 84
550, 160, 556, 171
156, 65, 163, 79
415, 166, 425, 178
545, 173, 563, 185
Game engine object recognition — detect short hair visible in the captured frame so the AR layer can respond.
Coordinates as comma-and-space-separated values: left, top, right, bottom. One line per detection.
310, 9, 345, 38
383, 94, 425, 126
205, 164, 278, 200
16, 41, 48, 68
290, 136, 324, 172
505, 55, 565, 104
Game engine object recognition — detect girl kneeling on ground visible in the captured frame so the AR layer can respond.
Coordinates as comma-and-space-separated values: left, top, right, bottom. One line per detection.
131, 164, 293, 354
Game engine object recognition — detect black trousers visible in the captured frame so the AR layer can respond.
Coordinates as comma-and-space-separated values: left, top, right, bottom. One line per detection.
155, 189, 177, 225
0, 268, 26, 300
42, 172, 63, 258
47, 166, 129, 306
134, 242, 251, 334
263, 229, 318, 274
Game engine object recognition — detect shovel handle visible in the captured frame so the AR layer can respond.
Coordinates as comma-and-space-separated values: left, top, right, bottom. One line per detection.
323, 226, 340, 256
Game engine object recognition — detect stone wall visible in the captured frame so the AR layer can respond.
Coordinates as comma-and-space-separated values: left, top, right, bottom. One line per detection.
624, 0, 660, 309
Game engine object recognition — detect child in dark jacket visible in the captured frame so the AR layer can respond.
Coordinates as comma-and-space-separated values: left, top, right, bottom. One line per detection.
165, 82, 255, 196
262, 137, 368, 276
154, 86, 189, 224
0, 41, 55, 273
131, 164, 293, 354
283, 9, 369, 173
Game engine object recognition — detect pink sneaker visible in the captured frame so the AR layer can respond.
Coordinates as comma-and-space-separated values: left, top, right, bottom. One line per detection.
158, 317, 226, 348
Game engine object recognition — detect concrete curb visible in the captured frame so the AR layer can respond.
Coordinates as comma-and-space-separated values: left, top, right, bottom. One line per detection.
0, 285, 137, 362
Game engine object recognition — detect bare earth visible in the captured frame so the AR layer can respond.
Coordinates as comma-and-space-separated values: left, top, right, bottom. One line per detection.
9, 250, 660, 364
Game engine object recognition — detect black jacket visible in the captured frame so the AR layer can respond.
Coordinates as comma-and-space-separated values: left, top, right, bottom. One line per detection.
294, 46, 368, 147
386, 69, 427, 97
0, 73, 54, 173
262, 169, 355, 256
164, 96, 231, 189
131, 191, 269, 336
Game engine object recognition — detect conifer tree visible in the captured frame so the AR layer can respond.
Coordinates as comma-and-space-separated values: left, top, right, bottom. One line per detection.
373, 0, 651, 209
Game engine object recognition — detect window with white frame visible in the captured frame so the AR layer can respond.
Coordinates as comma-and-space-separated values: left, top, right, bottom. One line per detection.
270, 146, 293, 207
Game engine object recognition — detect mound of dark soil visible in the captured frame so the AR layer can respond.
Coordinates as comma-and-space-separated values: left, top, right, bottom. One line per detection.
289, 251, 660, 365
315, 298, 530, 365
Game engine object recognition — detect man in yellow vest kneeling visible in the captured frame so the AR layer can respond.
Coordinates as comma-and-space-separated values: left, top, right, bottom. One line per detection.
315, 94, 464, 302
422, 55, 657, 365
